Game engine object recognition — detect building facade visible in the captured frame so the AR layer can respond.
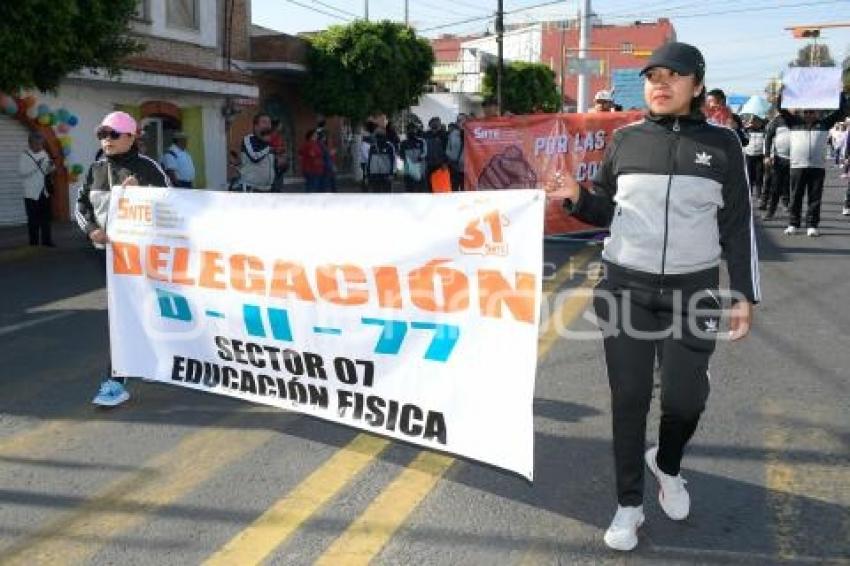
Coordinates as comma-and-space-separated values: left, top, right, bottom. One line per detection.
0, 0, 258, 226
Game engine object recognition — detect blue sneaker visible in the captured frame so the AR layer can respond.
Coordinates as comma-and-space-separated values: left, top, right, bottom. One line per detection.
92, 379, 130, 407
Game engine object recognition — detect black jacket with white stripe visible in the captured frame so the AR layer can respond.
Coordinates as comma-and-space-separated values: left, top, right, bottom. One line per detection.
565, 111, 761, 304
76, 147, 170, 239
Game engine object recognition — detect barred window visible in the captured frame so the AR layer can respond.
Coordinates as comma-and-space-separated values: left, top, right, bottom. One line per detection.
167, 0, 200, 31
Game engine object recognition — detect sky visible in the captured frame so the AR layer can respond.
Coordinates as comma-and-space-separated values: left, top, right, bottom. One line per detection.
252, 0, 850, 96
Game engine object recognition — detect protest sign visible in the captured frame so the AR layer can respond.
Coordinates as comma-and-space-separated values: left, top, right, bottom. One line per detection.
464, 111, 643, 235
781, 67, 842, 110
107, 188, 544, 478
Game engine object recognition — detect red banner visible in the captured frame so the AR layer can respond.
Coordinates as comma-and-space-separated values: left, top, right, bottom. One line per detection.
464, 111, 643, 235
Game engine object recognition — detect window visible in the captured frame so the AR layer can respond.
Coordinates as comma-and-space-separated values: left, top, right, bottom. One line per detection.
621, 42, 634, 54
167, 0, 200, 31
133, 0, 150, 21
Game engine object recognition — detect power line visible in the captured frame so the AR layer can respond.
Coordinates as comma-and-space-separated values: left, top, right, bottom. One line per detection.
419, 0, 570, 33
311, 0, 360, 18
281, 0, 352, 21
602, 0, 847, 22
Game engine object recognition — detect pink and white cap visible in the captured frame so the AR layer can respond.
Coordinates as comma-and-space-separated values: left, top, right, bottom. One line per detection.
97, 111, 137, 135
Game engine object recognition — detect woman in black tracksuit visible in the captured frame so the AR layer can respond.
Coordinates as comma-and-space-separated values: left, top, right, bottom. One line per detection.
76, 111, 170, 408
547, 43, 760, 551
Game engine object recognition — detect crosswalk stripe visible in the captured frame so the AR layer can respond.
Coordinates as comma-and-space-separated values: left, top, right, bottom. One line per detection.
0, 409, 276, 565
203, 434, 391, 566
313, 250, 599, 564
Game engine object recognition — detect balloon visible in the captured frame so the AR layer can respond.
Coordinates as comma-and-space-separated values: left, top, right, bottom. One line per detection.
71, 163, 84, 175
56, 108, 69, 122
47, 113, 57, 126
57, 123, 70, 134
62, 147, 71, 157
67, 115, 79, 127
37, 104, 49, 116
37, 114, 50, 125
4, 101, 17, 115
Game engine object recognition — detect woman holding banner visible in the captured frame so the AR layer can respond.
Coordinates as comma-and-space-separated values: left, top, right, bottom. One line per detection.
546, 42, 760, 551
76, 111, 170, 408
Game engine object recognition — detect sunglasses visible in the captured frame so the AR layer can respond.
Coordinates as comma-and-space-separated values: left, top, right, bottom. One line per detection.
96, 129, 125, 140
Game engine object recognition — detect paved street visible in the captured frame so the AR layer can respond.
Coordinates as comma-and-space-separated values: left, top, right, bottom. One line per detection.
0, 173, 848, 565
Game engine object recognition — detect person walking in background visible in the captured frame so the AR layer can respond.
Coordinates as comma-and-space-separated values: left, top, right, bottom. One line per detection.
317, 129, 336, 193
743, 115, 766, 207
360, 121, 376, 190
591, 90, 616, 113
763, 112, 792, 220
424, 117, 448, 192
546, 42, 759, 552
76, 111, 170, 408
778, 91, 847, 237
160, 131, 195, 188
18, 131, 55, 247
298, 129, 325, 193
269, 119, 288, 192
239, 113, 276, 192
400, 122, 427, 192
446, 113, 467, 191
366, 128, 396, 193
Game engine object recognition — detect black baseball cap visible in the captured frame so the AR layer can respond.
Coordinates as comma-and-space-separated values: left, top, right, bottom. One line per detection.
640, 42, 705, 79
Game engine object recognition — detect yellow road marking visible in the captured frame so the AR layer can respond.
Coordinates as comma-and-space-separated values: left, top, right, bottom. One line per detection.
0, 409, 276, 565
313, 249, 600, 565
203, 434, 391, 566
315, 451, 455, 566
200, 246, 600, 564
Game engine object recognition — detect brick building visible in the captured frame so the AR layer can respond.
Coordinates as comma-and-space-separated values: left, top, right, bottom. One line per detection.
428, 18, 675, 112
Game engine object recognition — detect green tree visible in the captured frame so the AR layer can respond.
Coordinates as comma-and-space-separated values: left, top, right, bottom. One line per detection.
0, 0, 141, 93
482, 62, 560, 115
304, 21, 434, 122
790, 43, 836, 67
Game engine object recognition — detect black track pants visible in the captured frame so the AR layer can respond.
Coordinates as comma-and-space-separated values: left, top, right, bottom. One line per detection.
767, 157, 791, 214
594, 262, 720, 507
789, 167, 825, 228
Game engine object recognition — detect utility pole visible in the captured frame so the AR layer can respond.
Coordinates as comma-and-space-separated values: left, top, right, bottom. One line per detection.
576, 0, 591, 112
364, 0, 369, 21
496, 0, 504, 115
404, 0, 409, 26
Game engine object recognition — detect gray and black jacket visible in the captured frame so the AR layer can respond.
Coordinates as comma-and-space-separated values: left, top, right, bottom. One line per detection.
777, 94, 847, 169
764, 115, 791, 161
566, 112, 761, 303
76, 147, 170, 244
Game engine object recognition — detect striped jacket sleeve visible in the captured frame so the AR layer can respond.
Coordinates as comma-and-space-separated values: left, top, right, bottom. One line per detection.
719, 130, 761, 304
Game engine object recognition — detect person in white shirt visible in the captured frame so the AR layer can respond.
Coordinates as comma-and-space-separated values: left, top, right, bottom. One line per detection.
160, 131, 196, 188
18, 131, 55, 246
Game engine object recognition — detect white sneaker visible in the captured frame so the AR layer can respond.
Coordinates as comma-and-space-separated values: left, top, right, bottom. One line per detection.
807, 227, 820, 237
603, 505, 644, 551
842, 207, 850, 216
784, 226, 798, 235
645, 446, 690, 520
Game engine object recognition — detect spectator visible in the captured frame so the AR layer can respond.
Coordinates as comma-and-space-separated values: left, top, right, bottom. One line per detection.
298, 129, 325, 193
424, 117, 448, 191
360, 121, 377, 189
446, 113, 467, 191
160, 131, 195, 188
366, 128, 396, 193
705, 88, 731, 126
239, 112, 276, 192
591, 90, 615, 113
400, 122, 427, 192
269, 119, 288, 192
317, 129, 336, 193
18, 131, 55, 247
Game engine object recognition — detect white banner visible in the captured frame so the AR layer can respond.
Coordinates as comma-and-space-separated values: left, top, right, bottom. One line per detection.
107, 188, 544, 478
781, 67, 842, 110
